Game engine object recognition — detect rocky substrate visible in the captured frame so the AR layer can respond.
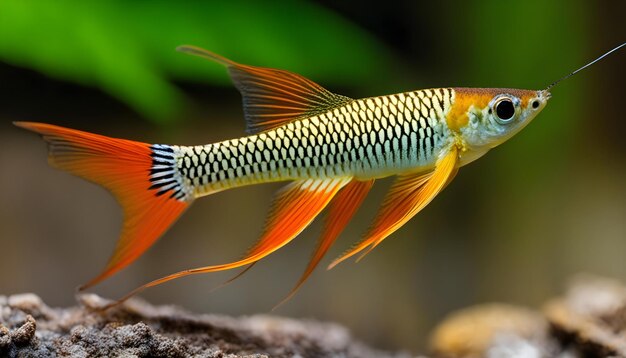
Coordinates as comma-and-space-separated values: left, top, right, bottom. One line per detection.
1, 274, 625, 357
0, 294, 407, 358
431, 274, 626, 358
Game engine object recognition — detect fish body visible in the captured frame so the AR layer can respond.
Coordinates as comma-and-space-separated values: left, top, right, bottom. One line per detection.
13, 45, 559, 306
167, 89, 453, 198
161, 87, 545, 198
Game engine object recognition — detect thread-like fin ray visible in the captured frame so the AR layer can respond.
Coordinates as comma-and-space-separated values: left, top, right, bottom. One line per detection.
275, 179, 374, 308
14, 122, 191, 289
177, 45, 352, 134
328, 148, 459, 268
208, 264, 257, 293
107, 177, 350, 307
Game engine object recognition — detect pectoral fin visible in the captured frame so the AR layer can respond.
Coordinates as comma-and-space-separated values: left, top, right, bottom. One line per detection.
329, 148, 459, 268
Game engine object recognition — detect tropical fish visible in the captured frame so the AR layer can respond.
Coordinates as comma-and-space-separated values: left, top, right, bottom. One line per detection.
15, 42, 625, 307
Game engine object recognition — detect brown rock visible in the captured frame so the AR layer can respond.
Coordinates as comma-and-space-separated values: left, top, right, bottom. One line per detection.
429, 303, 552, 358
0, 293, 408, 358
544, 274, 626, 357
10, 315, 36, 346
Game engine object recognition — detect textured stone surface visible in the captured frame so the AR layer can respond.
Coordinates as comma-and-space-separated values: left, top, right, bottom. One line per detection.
545, 274, 626, 357
429, 304, 555, 357
0, 293, 408, 358
429, 274, 626, 358
3, 274, 626, 357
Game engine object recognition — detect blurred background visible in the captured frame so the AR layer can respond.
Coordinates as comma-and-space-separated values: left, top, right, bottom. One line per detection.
1, 0, 625, 353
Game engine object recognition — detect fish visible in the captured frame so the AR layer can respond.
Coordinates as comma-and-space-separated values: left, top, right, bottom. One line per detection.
15, 42, 625, 307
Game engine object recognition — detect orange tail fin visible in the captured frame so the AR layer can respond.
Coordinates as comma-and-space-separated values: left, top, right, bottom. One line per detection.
15, 122, 192, 289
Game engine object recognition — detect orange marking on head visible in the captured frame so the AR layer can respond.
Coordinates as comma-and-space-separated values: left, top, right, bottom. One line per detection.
519, 93, 536, 108
447, 89, 492, 132
448, 88, 539, 132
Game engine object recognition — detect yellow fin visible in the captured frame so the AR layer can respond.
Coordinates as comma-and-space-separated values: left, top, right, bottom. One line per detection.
329, 148, 459, 268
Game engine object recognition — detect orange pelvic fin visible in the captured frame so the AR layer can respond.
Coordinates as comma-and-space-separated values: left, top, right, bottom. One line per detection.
329, 148, 459, 269
177, 45, 352, 134
14, 122, 191, 289
109, 177, 350, 306
276, 179, 374, 308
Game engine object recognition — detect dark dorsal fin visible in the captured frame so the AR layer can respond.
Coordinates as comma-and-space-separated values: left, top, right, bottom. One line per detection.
178, 45, 352, 134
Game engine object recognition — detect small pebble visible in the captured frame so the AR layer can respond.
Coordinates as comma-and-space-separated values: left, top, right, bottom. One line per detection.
8, 294, 45, 317
0, 325, 11, 348
10, 315, 37, 346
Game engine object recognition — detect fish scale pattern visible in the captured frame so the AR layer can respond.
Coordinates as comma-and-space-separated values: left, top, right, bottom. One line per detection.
150, 88, 455, 200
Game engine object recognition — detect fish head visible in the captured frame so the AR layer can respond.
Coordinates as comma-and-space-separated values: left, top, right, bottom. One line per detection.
452, 87, 550, 151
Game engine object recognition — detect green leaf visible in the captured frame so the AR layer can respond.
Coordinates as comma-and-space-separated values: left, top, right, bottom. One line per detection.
0, 0, 395, 123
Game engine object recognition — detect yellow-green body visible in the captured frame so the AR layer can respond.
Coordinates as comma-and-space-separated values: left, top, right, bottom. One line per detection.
154, 87, 548, 201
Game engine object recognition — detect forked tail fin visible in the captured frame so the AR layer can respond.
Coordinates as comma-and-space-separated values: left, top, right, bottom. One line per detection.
14, 122, 192, 289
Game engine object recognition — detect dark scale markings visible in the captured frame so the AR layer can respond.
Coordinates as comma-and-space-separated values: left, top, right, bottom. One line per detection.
163, 88, 454, 197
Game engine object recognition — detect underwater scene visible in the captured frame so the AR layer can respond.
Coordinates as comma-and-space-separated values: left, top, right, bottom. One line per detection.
0, 1, 625, 354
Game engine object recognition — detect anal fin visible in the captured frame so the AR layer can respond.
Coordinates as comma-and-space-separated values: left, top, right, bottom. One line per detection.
109, 177, 350, 306
276, 179, 374, 307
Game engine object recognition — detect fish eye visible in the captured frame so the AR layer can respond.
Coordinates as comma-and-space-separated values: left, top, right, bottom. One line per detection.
532, 100, 540, 109
494, 98, 515, 123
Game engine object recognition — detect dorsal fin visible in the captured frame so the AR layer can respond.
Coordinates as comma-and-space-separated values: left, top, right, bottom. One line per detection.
178, 45, 352, 134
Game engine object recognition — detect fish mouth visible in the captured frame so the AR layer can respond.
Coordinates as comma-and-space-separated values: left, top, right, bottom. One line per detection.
540, 89, 552, 100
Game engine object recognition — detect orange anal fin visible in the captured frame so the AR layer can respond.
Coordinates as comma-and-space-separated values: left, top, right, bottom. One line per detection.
275, 179, 374, 309
328, 148, 459, 268
108, 177, 350, 307
14, 122, 192, 289
177, 45, 352, 134
243, 177, 350, 257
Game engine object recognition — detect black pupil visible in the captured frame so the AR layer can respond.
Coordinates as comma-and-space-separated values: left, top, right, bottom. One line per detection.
532, 100, 540, 109
496, 100, 515, 120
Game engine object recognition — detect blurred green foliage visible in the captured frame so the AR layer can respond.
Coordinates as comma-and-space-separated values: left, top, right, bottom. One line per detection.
0, 0, 393, 123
